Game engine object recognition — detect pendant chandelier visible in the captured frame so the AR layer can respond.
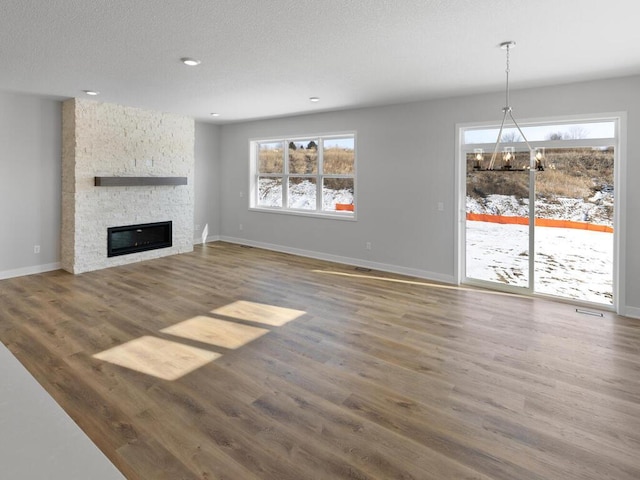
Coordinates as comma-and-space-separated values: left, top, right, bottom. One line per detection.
474, 41, 545, 172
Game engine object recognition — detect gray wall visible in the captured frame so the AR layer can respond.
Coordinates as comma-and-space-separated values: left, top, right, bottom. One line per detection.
0, 91, 61, 277
219, 75, 640, 316
1, 76, 638, 315
194, 122, 221, 242
219, 103, 456, 281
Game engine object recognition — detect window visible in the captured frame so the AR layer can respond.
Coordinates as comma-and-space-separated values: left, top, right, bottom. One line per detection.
459, 116, 618, 306
250, 134, 356, 218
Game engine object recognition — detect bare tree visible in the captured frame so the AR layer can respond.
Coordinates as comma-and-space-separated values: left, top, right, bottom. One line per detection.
565, 126, 589, 139
546, 127, 589, 141
546, 132, 564, 140
501, 130, 523, 143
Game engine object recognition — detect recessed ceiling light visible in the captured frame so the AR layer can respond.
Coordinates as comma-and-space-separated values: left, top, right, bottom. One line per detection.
309, 97, 320, 102
210, 113, 220, 117
181, 57, 201, 66
83, 90, 100, 96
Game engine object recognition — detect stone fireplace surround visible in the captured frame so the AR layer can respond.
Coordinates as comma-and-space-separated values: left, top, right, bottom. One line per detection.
61, 98, 195, 274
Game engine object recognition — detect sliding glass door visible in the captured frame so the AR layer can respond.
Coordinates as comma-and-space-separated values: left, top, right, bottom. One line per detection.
461, 119, 617, 306
533, 147, 614, 304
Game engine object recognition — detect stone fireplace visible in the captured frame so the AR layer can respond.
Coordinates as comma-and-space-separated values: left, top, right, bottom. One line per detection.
61, 98, 194, 274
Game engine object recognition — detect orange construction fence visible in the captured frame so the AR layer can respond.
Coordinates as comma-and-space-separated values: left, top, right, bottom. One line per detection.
466, 213, 613, 233
335, 203, 355, 211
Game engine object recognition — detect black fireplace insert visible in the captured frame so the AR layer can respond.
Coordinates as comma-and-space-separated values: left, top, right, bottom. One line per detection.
107, 221, 172, 257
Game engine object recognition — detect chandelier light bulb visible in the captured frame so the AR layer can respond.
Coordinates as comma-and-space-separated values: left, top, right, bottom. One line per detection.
473, 148, 484, 170
535, 147, 546, 171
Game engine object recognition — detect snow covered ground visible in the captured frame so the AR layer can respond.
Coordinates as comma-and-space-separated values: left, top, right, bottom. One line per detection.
466, 194, 614, 305
466, 222, 613, 304
466, 191, 613, 226
258, 178, 354, 210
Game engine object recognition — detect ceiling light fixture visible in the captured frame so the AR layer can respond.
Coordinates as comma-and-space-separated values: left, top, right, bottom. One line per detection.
309, 97, 320, 102
181, 57, 201, 66
210, 113, 220, 117
475, 41, 544, 172
83, 90, 100, 96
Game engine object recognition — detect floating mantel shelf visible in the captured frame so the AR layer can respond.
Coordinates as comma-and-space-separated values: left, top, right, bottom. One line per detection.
94, 176, 188, 187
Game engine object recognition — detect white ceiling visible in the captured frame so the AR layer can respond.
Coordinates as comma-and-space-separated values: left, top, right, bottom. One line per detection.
1, 0, 639, 124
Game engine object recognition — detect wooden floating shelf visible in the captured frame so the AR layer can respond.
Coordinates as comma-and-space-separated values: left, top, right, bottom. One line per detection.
94, 176, 188, 187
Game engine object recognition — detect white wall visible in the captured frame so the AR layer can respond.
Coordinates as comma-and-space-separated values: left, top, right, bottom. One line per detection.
218, 75, 640, 316
0, 91, 61, 278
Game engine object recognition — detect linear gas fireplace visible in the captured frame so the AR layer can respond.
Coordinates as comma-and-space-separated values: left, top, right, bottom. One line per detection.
107, 221, 172, 257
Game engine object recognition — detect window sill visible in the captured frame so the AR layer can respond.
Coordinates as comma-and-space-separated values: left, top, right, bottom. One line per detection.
249, 206, 356, 221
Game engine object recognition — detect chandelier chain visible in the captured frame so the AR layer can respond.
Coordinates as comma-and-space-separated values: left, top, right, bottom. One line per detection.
504, 44, 511, 110
486, 41, 537, 170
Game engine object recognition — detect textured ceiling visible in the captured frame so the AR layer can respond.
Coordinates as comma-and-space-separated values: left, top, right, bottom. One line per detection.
1, 0, 639, 123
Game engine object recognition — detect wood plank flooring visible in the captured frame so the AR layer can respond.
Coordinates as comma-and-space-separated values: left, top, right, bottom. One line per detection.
1, 241, 640, 479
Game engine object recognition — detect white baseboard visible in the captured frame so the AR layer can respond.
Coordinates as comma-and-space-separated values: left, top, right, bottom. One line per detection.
218, 236, 456, 285
621, 306, 640, 319
193, 234, 221, 245
0, 263, 61, 280
4, 244, 638, 321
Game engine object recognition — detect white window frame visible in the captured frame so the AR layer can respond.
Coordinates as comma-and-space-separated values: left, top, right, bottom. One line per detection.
249, 132, 357, 220
454, 112, 626, 314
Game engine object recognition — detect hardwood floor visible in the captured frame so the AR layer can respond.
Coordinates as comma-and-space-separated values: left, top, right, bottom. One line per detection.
1, 241, 640, 479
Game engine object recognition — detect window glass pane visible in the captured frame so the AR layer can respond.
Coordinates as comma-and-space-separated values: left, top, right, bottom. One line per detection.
466, 151, 530, 288
288, 177, 316, 210
323, 137, 355, 175
258, 142, 283, 173
464, 121, 616, 144
323, 178, 354, 211
534, 147, 614, 304
288, 140, 318, 174
258, 177, 282, 207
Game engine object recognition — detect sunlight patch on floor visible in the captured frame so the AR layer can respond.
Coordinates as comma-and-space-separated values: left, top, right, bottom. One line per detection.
93, 301, 307, 381
93, 336, 220, 381
212, 300, 306, 326
161, 315, 270, 349
312, 270, 526, 297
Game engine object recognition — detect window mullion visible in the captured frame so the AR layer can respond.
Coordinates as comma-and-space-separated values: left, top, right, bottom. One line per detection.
283, 140, 289, 209
316, 138, 324, 212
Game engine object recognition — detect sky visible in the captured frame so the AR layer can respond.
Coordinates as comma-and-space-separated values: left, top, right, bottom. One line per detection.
464, 121, 616, 144
259, 137, 354, 150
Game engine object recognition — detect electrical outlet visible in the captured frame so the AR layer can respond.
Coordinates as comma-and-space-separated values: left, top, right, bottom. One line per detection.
239, 191, 244, 198
437, 202, 444, 212
34, 245, 40, 254
195, 224, 201, 231
239, 224, 244, 231
365, 241, 372, 250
